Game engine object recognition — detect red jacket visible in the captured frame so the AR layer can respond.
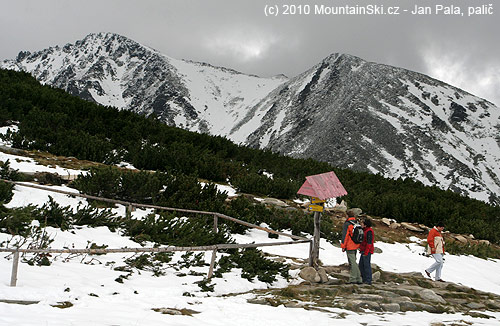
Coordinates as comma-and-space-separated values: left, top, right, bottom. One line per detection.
427, 227, 445, 254
341, 217, 361, 250
359, 227, 374, 255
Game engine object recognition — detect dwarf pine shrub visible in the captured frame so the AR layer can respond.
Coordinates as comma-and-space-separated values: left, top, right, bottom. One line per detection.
445, 240, 500, 259
214, 248, 289, 284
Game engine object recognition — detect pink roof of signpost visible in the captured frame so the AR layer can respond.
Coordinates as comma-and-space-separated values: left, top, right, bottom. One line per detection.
297, 171, 347, 200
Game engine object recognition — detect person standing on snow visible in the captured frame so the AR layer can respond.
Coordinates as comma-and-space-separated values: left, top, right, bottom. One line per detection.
341, 210, 362, 284
359, 218, 374, 285
425, 221, 446, 282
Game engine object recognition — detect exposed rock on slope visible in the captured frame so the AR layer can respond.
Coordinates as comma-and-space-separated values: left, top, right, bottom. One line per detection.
242, 53, 500, 204
1, 32, 287, 135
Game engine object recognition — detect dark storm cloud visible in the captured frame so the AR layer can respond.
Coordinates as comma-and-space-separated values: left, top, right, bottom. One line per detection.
0, 0, 498, 104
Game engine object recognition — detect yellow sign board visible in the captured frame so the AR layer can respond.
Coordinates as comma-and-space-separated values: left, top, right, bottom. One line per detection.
311, 197, 326, 204
308, 204, 324, 212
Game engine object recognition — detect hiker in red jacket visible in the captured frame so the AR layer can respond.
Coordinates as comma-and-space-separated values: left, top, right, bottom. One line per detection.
359, 218, 374, 285
341, 211, 362, 284
425, 221, 446, 282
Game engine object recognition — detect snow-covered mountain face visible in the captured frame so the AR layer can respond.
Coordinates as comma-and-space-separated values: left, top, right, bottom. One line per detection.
1, 33, 287, 135
243, 54, 500, 204
2, 33, 500, 205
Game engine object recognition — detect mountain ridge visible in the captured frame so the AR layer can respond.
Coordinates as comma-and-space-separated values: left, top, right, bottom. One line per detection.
2, 32, 499, 205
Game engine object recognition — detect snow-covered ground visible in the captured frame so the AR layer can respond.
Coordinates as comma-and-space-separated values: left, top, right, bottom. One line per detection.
1, 145, 500, 325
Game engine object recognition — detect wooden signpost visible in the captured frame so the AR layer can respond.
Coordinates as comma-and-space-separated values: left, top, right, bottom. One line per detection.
297, 172, 347, 268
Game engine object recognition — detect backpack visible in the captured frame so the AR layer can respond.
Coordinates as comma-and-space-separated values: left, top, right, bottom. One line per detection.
349, 220, 364, 244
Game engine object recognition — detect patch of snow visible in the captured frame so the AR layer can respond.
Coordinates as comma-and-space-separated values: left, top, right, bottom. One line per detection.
0, 152, 84, 178
200, 182, 238, 198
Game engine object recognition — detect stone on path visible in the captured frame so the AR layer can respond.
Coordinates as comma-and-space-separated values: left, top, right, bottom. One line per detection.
299, 267, 320, 283
419, 289, 446, 304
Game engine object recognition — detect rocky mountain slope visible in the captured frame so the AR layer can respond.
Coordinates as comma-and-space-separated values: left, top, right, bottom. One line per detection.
2, 33, 500, 204
243, 53, 500, 204
1, 33, 286, 135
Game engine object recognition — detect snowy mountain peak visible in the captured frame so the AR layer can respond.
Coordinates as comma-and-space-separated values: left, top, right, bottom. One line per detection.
241, 53, 500, 205
2, 32, 287, 134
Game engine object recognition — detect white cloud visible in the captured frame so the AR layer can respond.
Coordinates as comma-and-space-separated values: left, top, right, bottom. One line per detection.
422, 47, 500, 106
204, 29, 278, 62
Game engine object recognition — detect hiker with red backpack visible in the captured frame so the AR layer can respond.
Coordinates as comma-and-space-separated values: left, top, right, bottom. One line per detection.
359, 218, 375, 285
341, 210, 363, 284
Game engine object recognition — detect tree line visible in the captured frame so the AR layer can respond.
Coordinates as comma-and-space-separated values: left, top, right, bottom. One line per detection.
0, 68, 499, 243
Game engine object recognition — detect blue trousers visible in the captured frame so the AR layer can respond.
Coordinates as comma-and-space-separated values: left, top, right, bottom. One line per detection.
359, 253, 372, 284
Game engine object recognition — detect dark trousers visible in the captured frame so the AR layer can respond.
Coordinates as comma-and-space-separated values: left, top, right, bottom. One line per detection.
359, 253, 372, 284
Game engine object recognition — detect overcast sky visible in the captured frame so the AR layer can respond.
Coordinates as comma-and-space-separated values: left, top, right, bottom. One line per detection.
1, 0, 498, 105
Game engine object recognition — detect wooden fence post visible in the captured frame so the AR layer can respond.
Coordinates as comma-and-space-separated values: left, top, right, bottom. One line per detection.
208, 248, 217, 279
126, 204, 134, 219
208, 214, 219, 278
308, 240, 313, 266
309, 211, 321, 268
10, 251, 20, 287
213, 214, 218, 233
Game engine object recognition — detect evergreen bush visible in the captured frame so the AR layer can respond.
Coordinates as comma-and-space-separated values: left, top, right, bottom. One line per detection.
0, 205, 35, 236
445, 240, 500, 259
123, 212, 232, 247
0, 180, 14, 205
214, 248, 289, 283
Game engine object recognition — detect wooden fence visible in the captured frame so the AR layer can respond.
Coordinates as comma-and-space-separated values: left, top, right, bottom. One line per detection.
0, 180, 312, 287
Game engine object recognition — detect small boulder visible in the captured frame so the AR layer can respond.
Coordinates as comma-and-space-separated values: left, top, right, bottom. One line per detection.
284, 301, 301, 308
399, 301, 417, 311
332, 200, 347, 213
374, 290, 399, 298
413, 302, 438, 313
152, 307, 200, 316
389, 223, 400, 229
486, 300, 500, 309
381, 303, 400, 312
155, 308, 182, 315
359, 301, 381, 311
299, 267, 320, 283
345, 300, 380, 312
466, 302, 485, 310
317, 268, 329, 283
262, 198, 288, 207
393, 288, 416, 298
454, 235, 468, 243
372, 271, 381, 282
346, 208, 362, 217
381, 218, 392, 226
325, 278, 342, 285
351, 294, 384, 302
419, 289, 446, 304
247, 298, 272, 306
401, 222, 424, 232
388, 296, 413, 304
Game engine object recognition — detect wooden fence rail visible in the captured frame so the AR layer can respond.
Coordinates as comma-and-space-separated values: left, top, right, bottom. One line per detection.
0, 180, 312, 287
2, 180, 308, 242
